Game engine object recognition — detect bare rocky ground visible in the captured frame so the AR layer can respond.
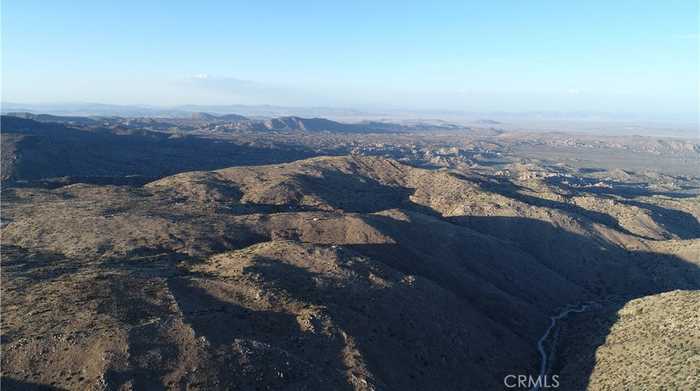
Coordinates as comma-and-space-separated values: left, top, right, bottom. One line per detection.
1, 154, 699, 390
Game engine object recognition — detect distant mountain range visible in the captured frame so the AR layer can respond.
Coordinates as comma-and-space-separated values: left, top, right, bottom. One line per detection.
4, 111, 101, 125
4, 102, 694, 126
190, 112, 249, 121
2, 111, 461, 134
0, 116, 319, 183
250, 116, 410, 133
185, 112, 406, 133
1, 102, 374, 118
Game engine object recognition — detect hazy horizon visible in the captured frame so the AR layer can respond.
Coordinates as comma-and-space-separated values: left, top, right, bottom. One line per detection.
2, 1, 698, 121
3, 100, 697, 139
4, 99, 699, 122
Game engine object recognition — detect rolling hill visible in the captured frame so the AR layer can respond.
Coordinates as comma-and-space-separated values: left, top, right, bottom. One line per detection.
2, 155, 698, 390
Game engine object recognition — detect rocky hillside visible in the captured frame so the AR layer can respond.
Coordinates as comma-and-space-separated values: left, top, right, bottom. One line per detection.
556, 290, 699, 390
1, 155, 698, 390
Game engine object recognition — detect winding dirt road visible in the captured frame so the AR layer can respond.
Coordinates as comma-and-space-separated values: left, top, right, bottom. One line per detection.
531, 303, 596, 391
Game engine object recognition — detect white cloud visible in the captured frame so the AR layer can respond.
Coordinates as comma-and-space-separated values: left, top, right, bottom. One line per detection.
188, 75, 266, 93
179, 74, 323, 106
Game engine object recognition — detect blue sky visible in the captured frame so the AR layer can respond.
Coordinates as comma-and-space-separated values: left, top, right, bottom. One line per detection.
2, 1, 698, 118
